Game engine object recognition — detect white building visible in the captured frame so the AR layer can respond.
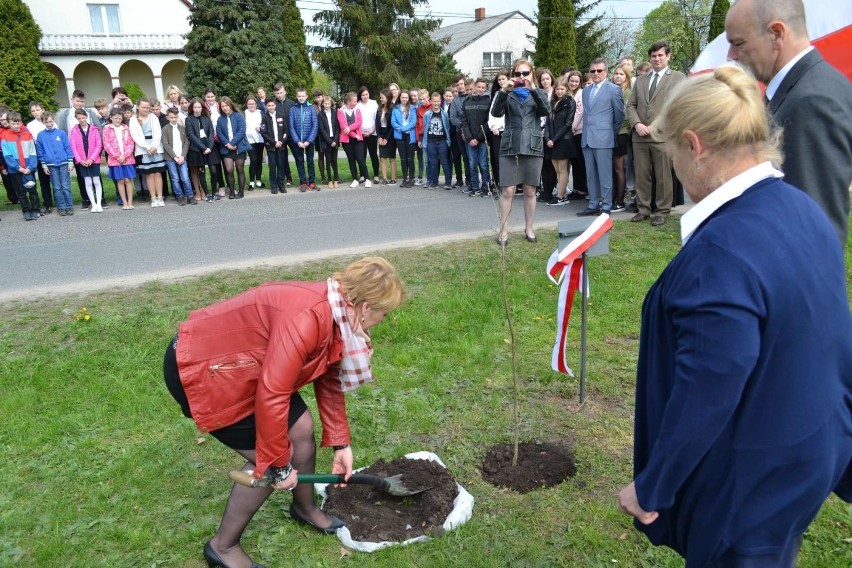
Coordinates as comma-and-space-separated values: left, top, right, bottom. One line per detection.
24, 0, 190, 106
431, 8, 537, 80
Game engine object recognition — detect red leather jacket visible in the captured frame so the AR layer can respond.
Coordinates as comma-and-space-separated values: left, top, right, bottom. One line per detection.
175, 281, 349, 478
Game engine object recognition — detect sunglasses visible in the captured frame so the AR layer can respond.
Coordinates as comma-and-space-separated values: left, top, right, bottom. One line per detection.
589, 69, 606, 74
512, 70, 532, 77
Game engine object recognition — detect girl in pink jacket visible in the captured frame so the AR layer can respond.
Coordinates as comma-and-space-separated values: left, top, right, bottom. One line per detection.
102, 107, 137, 209
337, 92, 370, 187
69, 108, 105, 212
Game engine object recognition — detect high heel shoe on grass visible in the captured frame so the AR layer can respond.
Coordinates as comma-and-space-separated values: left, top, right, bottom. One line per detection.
203, 540, 266, 568
289, 503, 346, 534
496, 236, 508, 247
525, 232, 538, 243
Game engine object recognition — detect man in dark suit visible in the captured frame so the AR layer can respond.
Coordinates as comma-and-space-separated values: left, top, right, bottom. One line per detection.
727, 0, 852, 245
273, 83, 295, 186
626, 41, 685, 226
578, 57, 625, 216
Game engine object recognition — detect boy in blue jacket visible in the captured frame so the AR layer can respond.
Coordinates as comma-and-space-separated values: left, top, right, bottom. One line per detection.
1, 111, 40, 220
35, 111, 75, 216
420, 93, 452, 189
289, 88, 318, 191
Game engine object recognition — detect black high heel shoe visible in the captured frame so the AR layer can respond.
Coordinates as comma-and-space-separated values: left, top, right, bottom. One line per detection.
289, 503, 346, 534
203, 540, 266, 568
496, 236, 508, 247
525, 232, 538, 243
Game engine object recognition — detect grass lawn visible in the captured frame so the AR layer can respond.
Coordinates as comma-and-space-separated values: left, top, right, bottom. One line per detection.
1, 219, 850, 567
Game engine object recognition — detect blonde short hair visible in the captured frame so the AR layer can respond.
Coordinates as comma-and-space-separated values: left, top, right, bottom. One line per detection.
653, 64, 782, 166
334, 257, 407, 312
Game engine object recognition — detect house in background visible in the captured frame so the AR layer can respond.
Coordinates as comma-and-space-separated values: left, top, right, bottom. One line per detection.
431, 8, 537, 80
24, 0, 190, 107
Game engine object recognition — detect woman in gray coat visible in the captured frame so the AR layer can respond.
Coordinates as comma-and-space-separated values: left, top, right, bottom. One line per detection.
491, 58, 551, 245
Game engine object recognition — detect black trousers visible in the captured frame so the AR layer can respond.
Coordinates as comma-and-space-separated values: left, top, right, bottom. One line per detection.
323, 145, 339, 181
365, 135, 379, 179
9, 172, 40, 214
249, 142, 264, 182
342, 140, 368, 180
397, 140, 416, 181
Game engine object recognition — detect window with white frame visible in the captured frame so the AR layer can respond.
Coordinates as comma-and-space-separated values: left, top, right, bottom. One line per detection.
88, 4, 121, 35
482, 52, 513, 68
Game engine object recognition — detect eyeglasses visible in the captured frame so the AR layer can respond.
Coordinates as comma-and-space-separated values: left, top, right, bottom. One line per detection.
589, 69, 606, 74
512, 70, 532, 77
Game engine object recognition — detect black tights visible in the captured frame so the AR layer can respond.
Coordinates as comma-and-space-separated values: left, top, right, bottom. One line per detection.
223, 156, 246, 193
613, 154, 626, 206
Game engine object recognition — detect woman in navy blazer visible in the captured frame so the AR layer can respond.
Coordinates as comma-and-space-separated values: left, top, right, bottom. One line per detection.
216, 96, 252, 199
616, 64, 852, 568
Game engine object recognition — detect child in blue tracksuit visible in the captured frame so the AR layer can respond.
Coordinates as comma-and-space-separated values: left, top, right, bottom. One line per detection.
288, 88, 318, 190
391, 92, 418, 187
35, 111, 75, 215
1, 111, 40, 220
420, 93, 452, 189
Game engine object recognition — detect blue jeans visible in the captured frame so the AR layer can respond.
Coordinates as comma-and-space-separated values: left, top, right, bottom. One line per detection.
583, 146, 613, 211
292, 142, 315, 183
166, 160, 193, 198
425, 139, 451, 185
47, 165, 73, 210
465, 142, 490, 190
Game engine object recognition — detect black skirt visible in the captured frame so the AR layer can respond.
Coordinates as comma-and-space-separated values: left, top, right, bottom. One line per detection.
613, 133, 630, 157
550, 137, 577, 161
163, 336, 308, 450
379, 138, 397, 159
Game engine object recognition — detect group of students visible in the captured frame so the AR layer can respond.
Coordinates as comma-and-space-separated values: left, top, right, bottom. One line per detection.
1, 66, 638, 223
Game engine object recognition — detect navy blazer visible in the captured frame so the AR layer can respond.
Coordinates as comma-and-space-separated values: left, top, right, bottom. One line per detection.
581, 80, 624, 149
633, 176, 852, 566
215, 112, 252, 155
316, 109, 340, 151
768, 49, 852, 244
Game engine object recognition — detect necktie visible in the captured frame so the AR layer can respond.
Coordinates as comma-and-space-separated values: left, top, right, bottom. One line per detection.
592, 84, 599, 98
649, 73, 659, 99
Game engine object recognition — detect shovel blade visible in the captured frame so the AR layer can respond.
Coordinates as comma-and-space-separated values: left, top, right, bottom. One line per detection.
384, 474, 432, 496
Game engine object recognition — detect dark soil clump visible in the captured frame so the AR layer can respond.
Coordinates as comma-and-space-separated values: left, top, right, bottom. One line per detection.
323, 456, 459, 542
480, 440, 577, 493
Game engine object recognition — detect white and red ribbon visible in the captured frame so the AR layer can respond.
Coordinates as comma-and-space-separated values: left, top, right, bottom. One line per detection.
546, 214, 613, 376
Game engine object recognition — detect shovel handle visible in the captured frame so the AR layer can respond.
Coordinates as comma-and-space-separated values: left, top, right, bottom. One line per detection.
229, 470, 390, 491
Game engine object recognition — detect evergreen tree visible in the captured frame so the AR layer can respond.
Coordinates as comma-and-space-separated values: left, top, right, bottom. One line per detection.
184, 0, 311, 101
535, 0, 577, 72
574, 0, 608, 70
311, 1, 457, 95
0, 0, 57, 118
708, 0, 730, 42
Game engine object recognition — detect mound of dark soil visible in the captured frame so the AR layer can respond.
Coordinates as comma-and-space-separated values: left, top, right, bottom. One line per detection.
480, 440, 577, 493
323, 456, 459, 542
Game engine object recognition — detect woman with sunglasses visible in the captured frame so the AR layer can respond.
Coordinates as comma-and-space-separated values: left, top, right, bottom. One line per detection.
491, 59, 551, 245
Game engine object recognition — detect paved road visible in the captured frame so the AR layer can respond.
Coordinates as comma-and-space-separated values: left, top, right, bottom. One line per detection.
0, 185, 632, 301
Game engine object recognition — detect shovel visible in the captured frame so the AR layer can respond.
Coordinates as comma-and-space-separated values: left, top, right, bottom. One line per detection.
229, 470, 431, 497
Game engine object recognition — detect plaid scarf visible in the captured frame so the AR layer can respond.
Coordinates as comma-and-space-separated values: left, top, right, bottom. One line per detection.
327, 278, 374, 392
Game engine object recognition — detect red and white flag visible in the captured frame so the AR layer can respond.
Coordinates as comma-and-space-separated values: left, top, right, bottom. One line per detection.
546, 214, 613, 376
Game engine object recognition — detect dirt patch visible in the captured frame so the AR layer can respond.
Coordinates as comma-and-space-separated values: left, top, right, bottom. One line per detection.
323, 456, 459, 542
480, 440, 577, 493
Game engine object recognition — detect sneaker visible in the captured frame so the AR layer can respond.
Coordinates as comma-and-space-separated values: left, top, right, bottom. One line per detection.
206, 195, 214, 203
414, 178, 423, 186
81, 202, 91, 210
364, 179, 372, 188
299, 183, 308, 192
443, 183, 452, 190
151, 199, 158, 208
188, 196, 198, 205
255, 180, 263, 188
350, 180, 359, 188
380, 179, 387, 186
373, 176, 380, 184
178, 196, 186, 206
611, 203, 625, 212
66, 208, 74, 215
271, 188, 279, 195
248, 181, 255, 189
388, 179, 397, 185
462, 187, 473, 194
285, 179, 292, 186
308, 182, 316, 190
59, 209, 67, 216
565, 192, 586, 201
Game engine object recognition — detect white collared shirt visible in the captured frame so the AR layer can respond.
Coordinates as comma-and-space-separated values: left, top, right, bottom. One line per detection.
765, 46, 814, 101
649, 67, 668, 94
680, 161, 784, 244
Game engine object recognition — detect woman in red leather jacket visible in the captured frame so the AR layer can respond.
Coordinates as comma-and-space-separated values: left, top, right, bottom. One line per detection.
164, 257, 406, 568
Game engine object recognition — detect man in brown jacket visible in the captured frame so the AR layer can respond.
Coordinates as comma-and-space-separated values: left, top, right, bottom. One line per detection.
626, 41, 685, 226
